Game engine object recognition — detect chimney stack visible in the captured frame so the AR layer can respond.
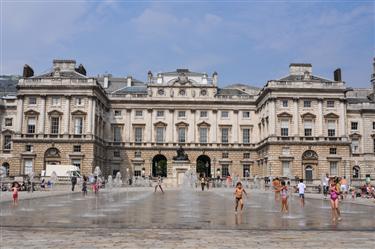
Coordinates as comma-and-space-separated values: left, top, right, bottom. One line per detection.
75, 64, 86, 76
103, 75, 109, 88
127, 76, 132, 87
334, 68, 342, 82
212, 71, 218, 86
23, 64, 34, 78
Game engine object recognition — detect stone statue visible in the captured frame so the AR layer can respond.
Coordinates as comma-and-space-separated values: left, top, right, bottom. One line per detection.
173, 146, 189, 161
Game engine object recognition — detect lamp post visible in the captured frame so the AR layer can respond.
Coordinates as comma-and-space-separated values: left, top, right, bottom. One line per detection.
213, 158, 216, 178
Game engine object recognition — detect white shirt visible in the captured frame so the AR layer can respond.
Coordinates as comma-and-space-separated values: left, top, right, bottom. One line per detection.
297, 183, 306, 194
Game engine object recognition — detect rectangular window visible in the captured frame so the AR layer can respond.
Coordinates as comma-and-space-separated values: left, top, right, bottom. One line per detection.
242, 128, 250, 144
156, 110, 164, 117
27, 117, 36, 134
178, 111, 186, 118
351, 139, 359, 153
330, 161, 338, 176
24, 159, 33, 175
200, 111, 208, 118
221, 128, 229, 143
51, 117, 59, 134
134, 170, 141, 177
52, 96, 60, 106
282, 147, 290, 155
221, 165, 229, 178
134, 150, 141, 158
327, 120, 336, 137
25, 144, 33, 152
75, 97, 83, 106
351, 122, 358, 130
29, 97, 36, 105
113, 126, 122, 142
72, 159, 81, 169
282, 100, 288, 107
282, 161, 290, 177
243, 164, 250, 177
199, 127, 208, 143
303, 100, 311, 108
5, 118, 12, 126
73, 145, 81, 152
135, 110, 143, 117
135, 127, 143, 143
327, 100, 335, 108
178, 127, 186, 143
74, 117, 83, 134
281, 120, 289, 136
221, 111, 229, 118
156, 127, 165, 143
114, 110, 122, 117
113, 150, 120, 157
304, 119, 313, 136
242, 111, 250, 118
222, 152, 229, 158
243, 152, 250, 159
329, 148, 337, 155
373, 122, 375, 130
3, 135, 11, 150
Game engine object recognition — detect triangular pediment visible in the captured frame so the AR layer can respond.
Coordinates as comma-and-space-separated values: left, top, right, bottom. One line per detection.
1, 129, 15, 134
349, 132, 362, 138
71, 110, 87, 115
197, 121, 211, 127
301, 112, 316, 119
48, 110, 64, 116
24, 109, 40, 116
277, 112, 293, 118
175, 121, 189, 127
154, 121, 168, 127
324, 112, 339, 118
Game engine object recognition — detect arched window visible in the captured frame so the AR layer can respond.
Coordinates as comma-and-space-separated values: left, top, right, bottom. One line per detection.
305, 165, 313, 182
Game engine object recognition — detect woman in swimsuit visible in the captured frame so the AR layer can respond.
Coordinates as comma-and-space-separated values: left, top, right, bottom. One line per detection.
280, 181, 288, 213
11, 182, 19, 207
329, 180, 342, 221
234, 182, 247, 213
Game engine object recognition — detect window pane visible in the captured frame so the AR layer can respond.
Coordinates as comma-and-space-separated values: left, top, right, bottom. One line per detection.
74, 118, 83, 134
199, 127, 207, 143
282, 161, 290, 177
330, 162, 338, 176
51, 117, 59, 134
221, 128, 229, 143
178, 127, 186, 143
114, 127, 122, 142
135, 128, 142, 143
243, 165, 250, 177
156, 127, 164, 143
243, 128, 250, 144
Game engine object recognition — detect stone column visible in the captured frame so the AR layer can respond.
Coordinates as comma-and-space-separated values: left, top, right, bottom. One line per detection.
317, 99, 323, 136
293, 98, 299, 136
91, 98, 96, 136
38, 95, 46, 134
148, 109, 153, 143
63, 96, 70, 134
213, 110, 218, 143
126, 109, 131, 142
170, 110, 175, 143
269, 99, 276, 136
193, 110, 196, 143
339, 100, 346, 137
16, 96, 24, 134
233, 110, 238, 143
87, 98, 93, 134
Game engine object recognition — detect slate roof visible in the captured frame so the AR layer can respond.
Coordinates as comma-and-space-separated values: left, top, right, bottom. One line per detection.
33, 70, 87, 79
0, 75, 19, 97
278, 74, 334, 83
96, 76, 145, 94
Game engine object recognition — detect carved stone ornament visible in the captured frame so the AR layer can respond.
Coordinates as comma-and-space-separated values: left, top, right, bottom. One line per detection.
302, 150, 318, 160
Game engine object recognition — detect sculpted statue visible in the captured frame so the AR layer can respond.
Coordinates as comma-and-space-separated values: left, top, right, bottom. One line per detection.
173, 145, 189, 161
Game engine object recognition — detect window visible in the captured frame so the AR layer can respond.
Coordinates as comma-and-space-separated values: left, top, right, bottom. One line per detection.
304, 119, 313, 136
156, 110, 164, 117
24, 159, 33, 175
114, 110, 121, 117
221, 128, 229, 143
29, 97, 36, 105
327, 120, 336, 137
72, 160, 81, 169
222, 151, 229, 158
200, 111, 208, 118
27, 117, 36, 134
199, 127, 208, 143
221, 165, 229, 177
282, 161, 290, 177
243, 152, 250, 159
243, 164, 250, 177
156, 127, 165, 143
242, 111, 250, 118
327, 100, 335, 108
242, 128, 250, 144
351, 122, 358, 130
281, 120, 289, 136
113, 126, 122, 142
178, 127, 186, 143
373, 122, 375, 130
73, 145, 81, 152
303, 100, 311, 108
330, 161, 338, 176
134, 169, 141, 177
135, 127, 143, 143
135, 110, 143, 117
5, 118, 12, 126
74, 117, 83, 134
178, 111, 186, 118
352, 166, 360, 179
221, 111, 229, 118
134, 150, 141, 158
75, 97, 83, 106
282, 147, 290, 155
51, 117, 59, 134
113, 150, 120, 157
282, 100, 288, 107
3, 135, 11, 150
51, 96, 60, 106
25, 145, 33, 152
351, 139, 359, 153
329, 148, 337, 155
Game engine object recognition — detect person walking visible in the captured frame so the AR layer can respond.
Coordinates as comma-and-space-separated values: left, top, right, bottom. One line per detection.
154, 176, 164, 193
71, 175, 77, 192
297, 179, 306, 207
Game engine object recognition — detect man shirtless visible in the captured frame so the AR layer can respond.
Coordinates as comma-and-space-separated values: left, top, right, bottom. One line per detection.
234, 182, 247, 213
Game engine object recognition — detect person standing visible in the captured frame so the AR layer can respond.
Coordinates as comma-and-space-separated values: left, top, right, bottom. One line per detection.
71, 175, 77, 192
11, 182, 19, 207
329, 179, 342, 221
340, 176, 348, 199
200, 176, 205, 191
280, 181, 288, 213
82, 175, 88, 196
154, 176, 164, 193
297, 179, 306, 207
234, 182, 247, 214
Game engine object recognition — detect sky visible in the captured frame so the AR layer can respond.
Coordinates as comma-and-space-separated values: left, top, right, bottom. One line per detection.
1, 0, 374, 87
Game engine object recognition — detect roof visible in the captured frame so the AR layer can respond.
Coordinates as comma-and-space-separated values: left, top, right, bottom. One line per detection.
33, 70, 87, 79
96, 76, 145, 93
161, 69, 207, 77
278, 74, 334, 83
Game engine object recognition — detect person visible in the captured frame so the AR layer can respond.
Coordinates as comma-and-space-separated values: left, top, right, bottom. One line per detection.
340, 176, 348, 199
329, 179, 342, 221
200, 176, 205, 191
280, 181, 288, 213
205, 177, 210, 190
297, 179, 306, 207
82, 175, 88, 196
11, 182, 19, 207
322, 173, 329, 198
71, 175, 77, 192
40, 178, 46, 191
154, 176, 164, 193
234, 182, 247, 214
273, 178, 281, 201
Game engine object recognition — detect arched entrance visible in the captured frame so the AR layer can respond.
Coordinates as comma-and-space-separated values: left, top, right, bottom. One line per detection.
196, 155, 211, 177
302, 150, 318, 183
1, 162, 9, 176
305, 166, 313, 182
44, 147, 61, 170
152, 155, 167, 177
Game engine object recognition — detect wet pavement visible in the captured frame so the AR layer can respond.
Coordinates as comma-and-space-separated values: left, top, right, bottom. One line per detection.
0, 188, 374, 248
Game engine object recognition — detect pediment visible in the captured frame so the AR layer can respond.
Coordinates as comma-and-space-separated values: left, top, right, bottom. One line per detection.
48, 110, 64, 116
301, 112, 316, 119
175, 121, 189, 127
1, 129, 15, 134
197, 121, 211, 127
324, 112, 339, 118
349, 132, 362, 138
24, 109, 40, 116
71, 110, 87, 115
277, 112, 293, 118
154, 121, 168, 127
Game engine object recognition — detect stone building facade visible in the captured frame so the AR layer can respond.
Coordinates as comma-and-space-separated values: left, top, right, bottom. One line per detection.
1, 59, 374, 185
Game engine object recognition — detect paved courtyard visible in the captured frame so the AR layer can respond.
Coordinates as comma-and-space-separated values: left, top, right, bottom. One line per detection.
0, 188, 374, 248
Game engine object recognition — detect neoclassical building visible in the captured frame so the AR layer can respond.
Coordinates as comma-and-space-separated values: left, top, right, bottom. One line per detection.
1, 59, 374, 184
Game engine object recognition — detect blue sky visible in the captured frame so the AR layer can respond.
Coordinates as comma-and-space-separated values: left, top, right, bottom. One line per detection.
2, 0, 374, 87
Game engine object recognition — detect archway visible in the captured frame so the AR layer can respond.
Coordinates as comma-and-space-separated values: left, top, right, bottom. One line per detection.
305, 165, 313, 182
152, 155, 167, 177
352, 166, 360, 179
44, 147, 61, 170
196, 155, 211, 178
1, 162, 9, 176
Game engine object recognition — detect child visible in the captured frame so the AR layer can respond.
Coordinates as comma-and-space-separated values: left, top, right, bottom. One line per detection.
280, 181, 288, 213
297, 179, 306, 207
234, 182, 247, 213
82, 176, 88, 196
329, 180, 342, 221
11, 182, 19, 207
